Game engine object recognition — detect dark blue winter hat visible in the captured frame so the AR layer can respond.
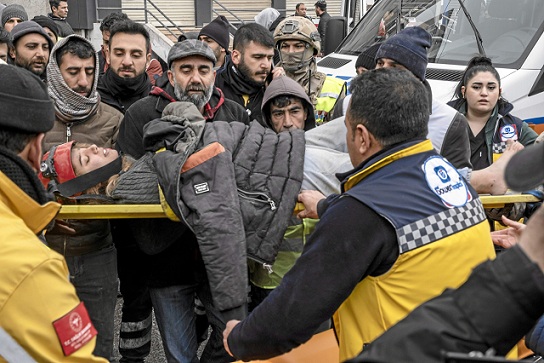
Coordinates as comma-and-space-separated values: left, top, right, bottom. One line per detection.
375, 26, 431, 82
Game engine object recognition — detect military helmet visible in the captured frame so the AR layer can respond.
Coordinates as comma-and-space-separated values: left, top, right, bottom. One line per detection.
273, 16, 321, 55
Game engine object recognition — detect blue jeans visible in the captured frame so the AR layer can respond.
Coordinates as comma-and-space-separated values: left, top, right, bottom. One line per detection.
150, 278, 235, 363
66, 245, 118, 361
150, 285, 199, 363
195, 277, 236, 363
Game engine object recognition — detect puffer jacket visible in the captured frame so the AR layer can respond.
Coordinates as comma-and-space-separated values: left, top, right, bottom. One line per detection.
144, 102, 305, 312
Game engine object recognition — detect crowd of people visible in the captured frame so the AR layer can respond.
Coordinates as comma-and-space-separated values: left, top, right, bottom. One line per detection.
1, 1, 544, 363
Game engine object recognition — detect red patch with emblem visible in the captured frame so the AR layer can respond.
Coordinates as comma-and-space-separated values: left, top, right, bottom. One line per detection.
53, 302, 97, 356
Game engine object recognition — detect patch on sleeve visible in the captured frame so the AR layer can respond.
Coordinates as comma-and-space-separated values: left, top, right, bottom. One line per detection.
53, 302, 97, 356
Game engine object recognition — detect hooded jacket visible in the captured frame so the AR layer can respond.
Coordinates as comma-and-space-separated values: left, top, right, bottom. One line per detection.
447, 98, 537, 168
43, 35, 123, 256
261, 75, 316, 131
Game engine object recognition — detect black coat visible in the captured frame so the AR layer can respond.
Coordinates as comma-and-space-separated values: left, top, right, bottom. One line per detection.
115, 82, 250, 290
215, 59, 266, 124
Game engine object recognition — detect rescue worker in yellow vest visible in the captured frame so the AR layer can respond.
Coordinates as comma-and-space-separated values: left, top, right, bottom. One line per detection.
0, 65, 106, 362
223, 69, 495, 362
273, 16, 346, 124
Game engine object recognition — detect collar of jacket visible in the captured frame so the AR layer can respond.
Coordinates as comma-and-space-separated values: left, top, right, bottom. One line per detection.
48, 13, 66, 21
150, 84, 177, 103
223, 58, 266, 96
341, 139, 433, 192
150, 84, 225, 121
203, 87, 225, 120
0, 171, 59, 234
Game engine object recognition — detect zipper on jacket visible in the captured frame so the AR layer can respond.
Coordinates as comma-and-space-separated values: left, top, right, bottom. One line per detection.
237, 188, 276, 211
66, 123, 72, 142
248, 255, 274, 274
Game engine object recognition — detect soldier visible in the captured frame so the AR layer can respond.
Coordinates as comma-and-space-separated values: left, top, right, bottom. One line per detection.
273, 16, 346, 123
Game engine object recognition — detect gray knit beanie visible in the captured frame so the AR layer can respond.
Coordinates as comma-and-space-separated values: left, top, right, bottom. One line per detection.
11, 21, 54, 51
1, 4, 28, 28
375, 26, 431, 82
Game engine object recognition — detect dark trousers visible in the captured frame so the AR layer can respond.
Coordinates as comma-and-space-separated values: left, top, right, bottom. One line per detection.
112, 220, 152, 363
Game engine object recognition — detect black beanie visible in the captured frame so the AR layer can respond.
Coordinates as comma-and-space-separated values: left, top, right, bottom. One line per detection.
32, 15, 60, 41
0, 65, 55, 133
355, 42, 381, 71
198, 15, 230, 51
375, 26, 431, 82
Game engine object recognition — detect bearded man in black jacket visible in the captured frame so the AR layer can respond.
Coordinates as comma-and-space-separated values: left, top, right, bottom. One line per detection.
116, 39, 249, 363
97, 20, 152, 114
215, 23, 284, 124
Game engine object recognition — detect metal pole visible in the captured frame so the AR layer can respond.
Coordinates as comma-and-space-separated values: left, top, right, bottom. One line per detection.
144, 0, 148, 23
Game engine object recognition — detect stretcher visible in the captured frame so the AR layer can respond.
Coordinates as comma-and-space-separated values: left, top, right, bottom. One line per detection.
57, 194, 541, 219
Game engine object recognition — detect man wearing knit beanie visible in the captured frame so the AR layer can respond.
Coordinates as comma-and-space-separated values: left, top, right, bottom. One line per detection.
198, 15, 231, 70
1, 4, 28, 32
0, 64, 108, 362
355, 42, 380, 75
9, 21, 53, 79
32, 15, 60, 44
375, 26, 431, 82
373, 26, 473, 175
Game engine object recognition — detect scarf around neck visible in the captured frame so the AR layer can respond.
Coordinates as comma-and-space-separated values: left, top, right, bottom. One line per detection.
100, 68, 151, 98
223, 59, 266, 96
47, 35, 100, 123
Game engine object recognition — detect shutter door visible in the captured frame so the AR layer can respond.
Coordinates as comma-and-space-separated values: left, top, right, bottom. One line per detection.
214, 1, 277, 25
123, 0, 195, 27
285, 0, 342, 18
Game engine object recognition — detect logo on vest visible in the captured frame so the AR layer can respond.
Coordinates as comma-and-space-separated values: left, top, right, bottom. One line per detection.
500, 124, 518, 142
423, 156, 471, 208
194, 182, 210, 195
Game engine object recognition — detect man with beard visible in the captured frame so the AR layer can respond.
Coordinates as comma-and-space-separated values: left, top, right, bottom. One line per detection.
43, 34, 123, 361
97, 20, 152, 113
215, 23, 284, 124
273, 16, 346, 123
198, 15, 231, 71
97, 13, 166, 85
116, 39, 248, 363
9, 21, 53, 80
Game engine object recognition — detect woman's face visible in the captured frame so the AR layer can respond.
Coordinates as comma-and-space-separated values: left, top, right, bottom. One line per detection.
71, 144, 119, 176
462, 71, 501, 117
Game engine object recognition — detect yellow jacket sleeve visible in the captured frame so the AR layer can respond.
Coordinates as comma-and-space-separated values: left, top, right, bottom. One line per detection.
0, 254, 107, 363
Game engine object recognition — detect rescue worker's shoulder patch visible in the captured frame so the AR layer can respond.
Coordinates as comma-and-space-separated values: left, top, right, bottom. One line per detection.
52, 302, 97, 356
422, 155, 472, 208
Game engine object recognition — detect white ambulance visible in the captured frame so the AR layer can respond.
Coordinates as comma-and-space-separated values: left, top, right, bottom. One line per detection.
318, 0, 544, 127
